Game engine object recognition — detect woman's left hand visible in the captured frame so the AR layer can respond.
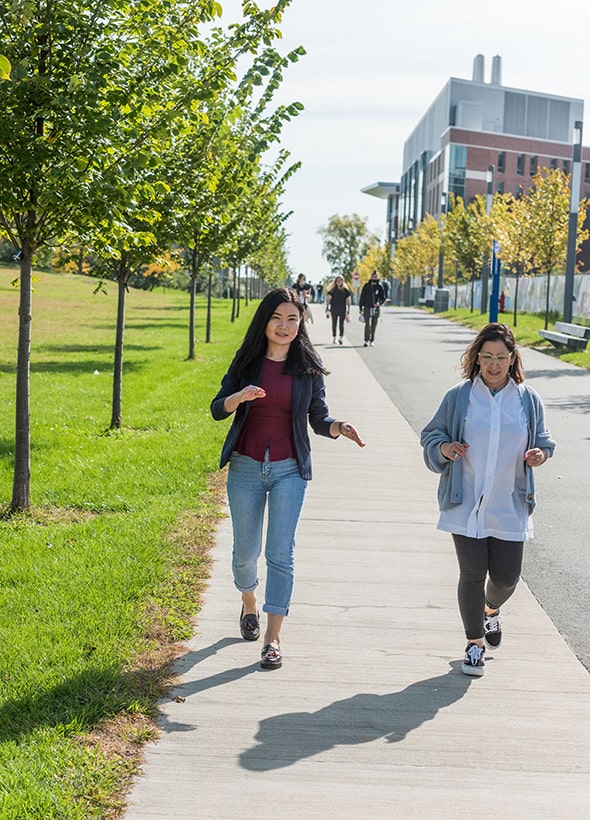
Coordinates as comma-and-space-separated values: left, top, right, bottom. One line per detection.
525, 448, 546, 467
338, 422, 365, 448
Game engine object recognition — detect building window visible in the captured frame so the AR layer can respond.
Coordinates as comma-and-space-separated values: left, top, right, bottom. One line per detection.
563, 159, 570, 175
530, 155, 538, 175
448, 144, 467, 201
496, 182, 504, 195
550, 158, 558, 170
517, 154, 525, 176
497, 151, 505, 174
585, 163, 590, 184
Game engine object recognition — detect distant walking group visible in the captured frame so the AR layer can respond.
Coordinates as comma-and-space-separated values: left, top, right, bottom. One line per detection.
211, 285, 554, 678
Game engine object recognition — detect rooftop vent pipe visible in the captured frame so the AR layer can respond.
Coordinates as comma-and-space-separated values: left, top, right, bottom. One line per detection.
472, 54, 485, 83
491, 55, 502, 85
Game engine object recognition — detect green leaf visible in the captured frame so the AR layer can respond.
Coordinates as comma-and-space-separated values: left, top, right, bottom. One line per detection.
0, 55, 11, 81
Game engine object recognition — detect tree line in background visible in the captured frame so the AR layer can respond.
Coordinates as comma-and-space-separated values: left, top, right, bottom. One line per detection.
318, 168, 589, 323
0, 0, 302, 511
317, 213, 394, 287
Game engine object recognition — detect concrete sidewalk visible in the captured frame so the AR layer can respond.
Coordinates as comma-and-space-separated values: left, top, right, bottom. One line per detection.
125, 305, 590, 819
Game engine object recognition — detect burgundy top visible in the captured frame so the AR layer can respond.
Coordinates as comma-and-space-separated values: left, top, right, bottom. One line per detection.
236, 358, 294, 461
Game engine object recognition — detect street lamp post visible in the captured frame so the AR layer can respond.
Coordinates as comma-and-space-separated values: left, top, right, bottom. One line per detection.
437, 192, 447, 289
489, 240, 501, 323
434, 192, 449, 312
563, 121, 583, 324
481, 165, 494, 315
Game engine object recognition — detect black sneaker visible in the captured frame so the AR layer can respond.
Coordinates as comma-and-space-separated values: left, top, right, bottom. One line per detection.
484, 610, 502, 649
461, 643, 485, 677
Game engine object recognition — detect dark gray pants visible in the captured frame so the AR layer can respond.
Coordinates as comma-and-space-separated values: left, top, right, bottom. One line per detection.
452, 534, 524, 641
363, 306, 379, 342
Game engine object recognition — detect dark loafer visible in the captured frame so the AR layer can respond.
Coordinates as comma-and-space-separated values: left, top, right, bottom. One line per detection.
239, 607, 260, 641
260, 643, 282, 670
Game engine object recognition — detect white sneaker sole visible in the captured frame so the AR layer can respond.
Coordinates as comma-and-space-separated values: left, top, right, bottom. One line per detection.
461, 662, 485, 677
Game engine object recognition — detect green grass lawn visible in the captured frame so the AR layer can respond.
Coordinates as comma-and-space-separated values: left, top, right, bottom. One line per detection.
0, 268, 256, 818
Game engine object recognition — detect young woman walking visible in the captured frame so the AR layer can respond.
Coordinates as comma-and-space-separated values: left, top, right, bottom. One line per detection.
211, 288, 364, 670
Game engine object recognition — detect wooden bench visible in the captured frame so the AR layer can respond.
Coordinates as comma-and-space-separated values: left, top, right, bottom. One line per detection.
553, 321, 590, 339
539, 325, 589, 352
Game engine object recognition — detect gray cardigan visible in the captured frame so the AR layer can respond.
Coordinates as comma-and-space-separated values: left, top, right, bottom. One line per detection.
420, 380, 556, 514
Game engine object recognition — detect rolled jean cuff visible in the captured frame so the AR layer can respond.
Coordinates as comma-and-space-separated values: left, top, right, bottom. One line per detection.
233, 580, 258, 594
263, 603, 289, 617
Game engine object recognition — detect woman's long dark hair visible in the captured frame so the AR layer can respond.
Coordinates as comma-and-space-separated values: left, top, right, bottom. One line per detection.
460, 322, 524, 383
232, 288, 329, 379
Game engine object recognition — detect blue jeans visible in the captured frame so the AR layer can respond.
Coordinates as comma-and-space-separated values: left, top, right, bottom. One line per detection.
226, 452, 307, 616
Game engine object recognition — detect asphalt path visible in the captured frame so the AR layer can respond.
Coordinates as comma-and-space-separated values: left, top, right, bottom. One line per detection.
317, 303, 590, 672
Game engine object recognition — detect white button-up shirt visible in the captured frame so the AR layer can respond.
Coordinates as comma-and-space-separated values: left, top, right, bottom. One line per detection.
438, 375, 532, 541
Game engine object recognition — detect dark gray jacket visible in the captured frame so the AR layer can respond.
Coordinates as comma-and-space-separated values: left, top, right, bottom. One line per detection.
211, 356, 336, 481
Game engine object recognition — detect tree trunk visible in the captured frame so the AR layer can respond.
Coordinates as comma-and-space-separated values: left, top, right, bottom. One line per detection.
110, 272, 127, 429
236, 266, 241, 318
11, 251, 33, 511
206, 268, 212, 343
513, 271, 520, 327
544, 269, 551, 330
188, 271, 196, 360
230, 267, 237, 322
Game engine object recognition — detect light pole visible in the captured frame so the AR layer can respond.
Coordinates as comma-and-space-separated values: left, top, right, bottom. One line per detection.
481, 165, 494, 314
434, 192, 449, 312
437, 192, 447, 288
489, 240, 501, 323
563, 121, 583, 324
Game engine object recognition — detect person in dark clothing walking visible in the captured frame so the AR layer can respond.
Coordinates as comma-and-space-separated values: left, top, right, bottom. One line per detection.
359, 271, 386, 346
325, 276, 351, 344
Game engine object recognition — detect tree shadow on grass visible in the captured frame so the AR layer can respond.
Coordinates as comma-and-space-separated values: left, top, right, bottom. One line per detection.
0, 638, 244, 744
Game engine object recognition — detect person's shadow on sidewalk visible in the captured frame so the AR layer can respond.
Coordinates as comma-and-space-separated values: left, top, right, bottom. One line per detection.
240, 662, 472, 770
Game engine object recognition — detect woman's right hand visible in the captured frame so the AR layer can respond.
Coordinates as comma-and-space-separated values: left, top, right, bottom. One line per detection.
238, 385, 266, 403
223, 385, 266, 414
440, 441, 469, 461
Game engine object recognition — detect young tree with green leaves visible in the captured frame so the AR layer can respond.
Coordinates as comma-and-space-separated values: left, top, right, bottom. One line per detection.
444, 195, 490, 312
491, 192, 533, 326
359, 240, 394, 283
161, 17, 304, 355
0, 0, 299, 507
526, 168, 589, 328
318, 214, 376, 283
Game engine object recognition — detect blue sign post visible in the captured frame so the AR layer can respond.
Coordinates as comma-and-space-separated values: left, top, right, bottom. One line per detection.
489, 241, 501, 323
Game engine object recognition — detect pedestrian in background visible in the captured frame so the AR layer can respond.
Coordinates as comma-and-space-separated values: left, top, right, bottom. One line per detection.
359, 270, 386, 346
325, 275, 351, 344
211, 288, 365, 670
293, 273, 313, 323
420, 323, 555, 677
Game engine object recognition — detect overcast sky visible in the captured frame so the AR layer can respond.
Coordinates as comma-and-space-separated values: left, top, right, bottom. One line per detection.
221, 0, 590, 283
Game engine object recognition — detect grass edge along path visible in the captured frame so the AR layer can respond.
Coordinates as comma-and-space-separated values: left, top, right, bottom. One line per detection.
0, 268, 256, 818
